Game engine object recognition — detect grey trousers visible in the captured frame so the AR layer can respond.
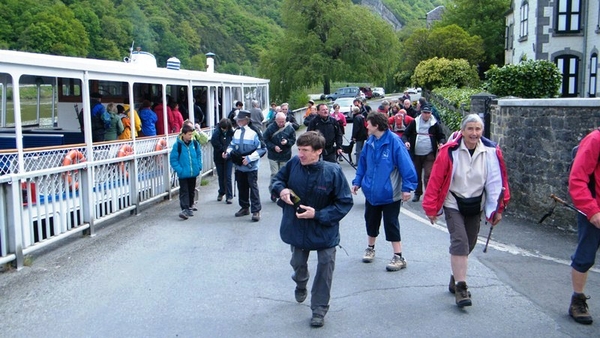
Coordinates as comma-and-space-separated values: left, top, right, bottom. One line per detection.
290, 245, 336, 317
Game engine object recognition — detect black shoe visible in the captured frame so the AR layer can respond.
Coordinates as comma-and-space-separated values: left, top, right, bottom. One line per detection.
412, 194, 421, 202
217, 194, 224, 202
226, 199, 233, 204
310, 314, 324, 327
295, 287, 307, 303
235, 208, 249, 217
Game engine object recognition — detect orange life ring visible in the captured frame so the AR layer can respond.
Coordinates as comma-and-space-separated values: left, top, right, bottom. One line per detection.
155, 138, 168, 151
62, 150, 86, 189
117, 145, 134, 177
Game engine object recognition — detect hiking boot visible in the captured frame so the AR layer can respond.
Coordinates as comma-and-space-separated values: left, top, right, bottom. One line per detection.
217, 194, 224, 201
362, 247, 375, 263
178, 211, 188, 220
186, 209, 194, 217
455, 281, 472, 307
310, 314, 324, 327
386, 255, 407, 271
226, 199, 233, 204
569, 293, 593, 324
449, 275, 456, 294
295, 287, 307, 303
235, 208, 249, 217
252, 212, 261, 222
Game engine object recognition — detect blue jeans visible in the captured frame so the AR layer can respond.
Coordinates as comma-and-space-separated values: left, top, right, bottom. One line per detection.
571, 213, 600, 273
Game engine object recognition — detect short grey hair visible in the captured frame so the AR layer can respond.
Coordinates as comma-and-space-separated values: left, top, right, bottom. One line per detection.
460, 114, 484, 131
251, 100, 259, 108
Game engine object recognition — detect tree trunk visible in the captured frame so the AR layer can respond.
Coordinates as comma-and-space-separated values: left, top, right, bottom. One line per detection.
323, 74, 331, 95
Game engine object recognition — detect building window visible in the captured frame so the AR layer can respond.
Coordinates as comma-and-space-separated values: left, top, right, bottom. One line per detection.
556, 0, 581, 33
555, 55, 579, 97
520, 2, 528, 38
590, 53, 598, 97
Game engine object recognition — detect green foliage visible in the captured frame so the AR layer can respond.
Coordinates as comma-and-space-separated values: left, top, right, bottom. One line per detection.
412, 58, 479, 90
382, 0, 448, 26
288, 88, 310, 111
400, 25, 484, 73
431, 87, 483, 132
261, 0, 400, 102
484, 60, 562, 98
437, 0, 511, 68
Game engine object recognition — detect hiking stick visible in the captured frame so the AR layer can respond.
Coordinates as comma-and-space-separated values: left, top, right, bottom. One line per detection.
550, 194, 587, 217
339, 153, 357, 170
483, 187, 505, 253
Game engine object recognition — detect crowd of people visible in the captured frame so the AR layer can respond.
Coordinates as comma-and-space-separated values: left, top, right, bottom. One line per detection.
157, 93, 599, 329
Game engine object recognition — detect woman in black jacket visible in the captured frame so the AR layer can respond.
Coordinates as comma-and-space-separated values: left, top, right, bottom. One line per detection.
211, 118, 234, 204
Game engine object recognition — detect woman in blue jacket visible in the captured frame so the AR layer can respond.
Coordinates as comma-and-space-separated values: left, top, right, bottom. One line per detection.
170, 123, 202, 219
352, 112, 417, 272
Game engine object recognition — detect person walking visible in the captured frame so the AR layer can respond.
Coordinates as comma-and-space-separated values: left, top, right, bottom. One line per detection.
224, 110, 266, 221
211, 118, 234, 204
402, 104, 446, 202
263, 112, 296, 202
567, 127, 600, 324
306, 104, 343, 163
170, 123, 202, 220
271, 131, 353, 328
351, 106, 368, 164
422, 114, 510, 308
351, 112, 417, 271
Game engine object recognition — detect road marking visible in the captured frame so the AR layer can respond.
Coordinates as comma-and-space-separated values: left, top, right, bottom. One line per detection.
400, 208, 600, 274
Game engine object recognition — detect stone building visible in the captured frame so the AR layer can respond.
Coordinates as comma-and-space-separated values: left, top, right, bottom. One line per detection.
505, 0, 600, 97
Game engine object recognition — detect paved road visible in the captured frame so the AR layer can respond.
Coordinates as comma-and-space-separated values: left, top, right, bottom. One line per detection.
0, 126, 599, 337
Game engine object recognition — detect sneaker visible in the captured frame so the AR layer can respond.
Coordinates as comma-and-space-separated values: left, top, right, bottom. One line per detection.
386, 255, 407, 271
455, 281, 472, 307
217, 194, 224, 201
191, 205, 198, 211
569, 293, 593, 324
226, 199, 233, 204
310, 314, 324, 327
412, 194, 421, 202
186, 209, 194, 217
235, 208, 250, 217
449, 275, 456, 294
178, 211, 189, 220
252, 212, 261, 222
295, 287, 307, 303
362, 247, 375, 263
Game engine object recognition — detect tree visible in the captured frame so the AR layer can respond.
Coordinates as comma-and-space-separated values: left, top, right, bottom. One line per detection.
259, 0, 400, 101
437, 0, 511, 70
411, 57, 480, 90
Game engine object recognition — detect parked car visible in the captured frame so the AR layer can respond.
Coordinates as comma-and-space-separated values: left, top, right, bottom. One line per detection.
372, 87, 385, 98
326, 86, 361, 101
330, 97, 355, 122
359, 86, 373, 99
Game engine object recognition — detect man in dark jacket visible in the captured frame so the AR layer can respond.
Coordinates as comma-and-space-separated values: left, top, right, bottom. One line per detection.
307, 104, 343, 163
263, 112, 296, 201
210, 118, 234, 204
402, 104, 446, 202
271, 131, 353, 328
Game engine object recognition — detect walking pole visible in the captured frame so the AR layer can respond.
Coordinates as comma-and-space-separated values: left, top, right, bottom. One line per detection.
483, 187, 505, 253
550, 194, 587, 217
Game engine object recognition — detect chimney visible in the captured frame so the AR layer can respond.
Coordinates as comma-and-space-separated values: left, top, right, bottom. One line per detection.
205, 52, 215, 73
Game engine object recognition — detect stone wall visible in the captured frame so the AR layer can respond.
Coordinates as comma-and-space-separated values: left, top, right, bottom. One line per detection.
491, 98, 600, 230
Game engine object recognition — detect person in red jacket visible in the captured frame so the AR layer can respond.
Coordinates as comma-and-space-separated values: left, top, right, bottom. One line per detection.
567, 128, 600, 325
423, 114, 510, 308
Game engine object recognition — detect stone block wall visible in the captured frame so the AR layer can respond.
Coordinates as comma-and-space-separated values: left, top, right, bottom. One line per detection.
491, 98, 600, 230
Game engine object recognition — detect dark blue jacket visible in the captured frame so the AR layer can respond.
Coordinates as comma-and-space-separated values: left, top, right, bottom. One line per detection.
263, 122, 296, 162
210, 126, 234, 164
272, 157, 353, 250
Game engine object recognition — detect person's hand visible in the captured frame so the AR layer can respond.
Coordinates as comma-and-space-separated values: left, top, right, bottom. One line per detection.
405, 142, 410, 149
351, 185, 360, 195
590, 212, 600, 229
281, 139, 287, 145
401, 192, 411, 202
274, 146, 282, 152
337, 148, 343, 155
491, 212, 503, 226
427, 215, 437, 225
242, 156, 249, 166
296, 204, 315, 219
222, 152, 228, 159
279, 188, 294, 205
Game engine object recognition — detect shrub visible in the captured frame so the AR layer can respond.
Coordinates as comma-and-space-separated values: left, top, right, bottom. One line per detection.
430, 87, 483, 132
287, 88, 310, 111
484, 60, 562, 98
411, 58, 479, 90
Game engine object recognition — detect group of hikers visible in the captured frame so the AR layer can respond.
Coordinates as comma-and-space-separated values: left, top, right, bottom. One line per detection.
167, 95, 599, 328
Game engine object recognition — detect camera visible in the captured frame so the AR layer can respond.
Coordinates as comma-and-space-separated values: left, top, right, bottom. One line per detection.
289, 189, 306, 214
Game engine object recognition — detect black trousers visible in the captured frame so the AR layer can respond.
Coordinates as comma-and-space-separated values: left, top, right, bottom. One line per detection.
235, 170, 261, 213
179, 177, 197, 211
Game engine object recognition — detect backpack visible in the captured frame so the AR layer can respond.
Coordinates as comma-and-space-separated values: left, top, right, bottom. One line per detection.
393, 114, 405, 132
175, 139, 200, 159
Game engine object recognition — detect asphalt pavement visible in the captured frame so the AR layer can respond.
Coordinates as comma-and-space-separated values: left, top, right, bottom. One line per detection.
1, 125, 599, 337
